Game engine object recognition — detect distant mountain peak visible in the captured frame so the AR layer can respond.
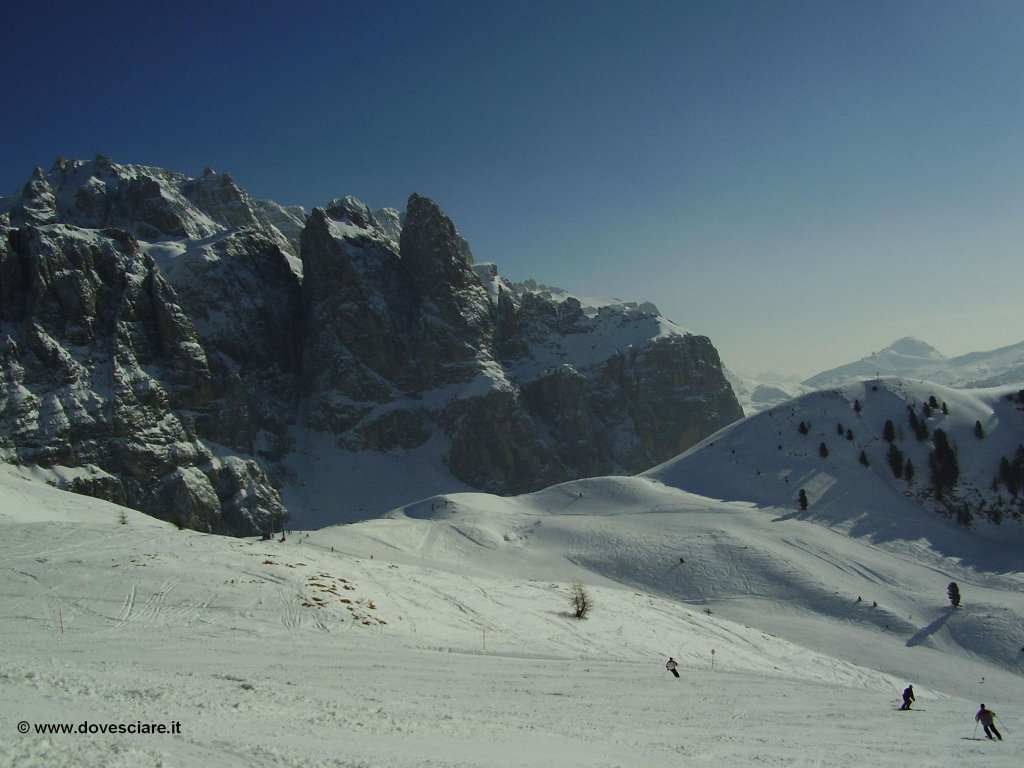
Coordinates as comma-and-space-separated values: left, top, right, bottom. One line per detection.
880, 337, 944, 359
801, 334, 1024, 390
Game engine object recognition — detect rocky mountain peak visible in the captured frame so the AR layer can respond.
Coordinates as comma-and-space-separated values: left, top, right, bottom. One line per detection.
1, 157, 743, 532
322, 196, 380, 230
15, 168, 56, 225
400, 193, 474, 284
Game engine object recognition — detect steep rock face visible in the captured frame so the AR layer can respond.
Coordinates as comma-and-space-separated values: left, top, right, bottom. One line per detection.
150, 228, 303, 456
440, 387, 565, 493
1, 157, 743, 530
517, 318, 743, 477
0, 161, 291, 534
521, 365, 610, 477
300, 201, 414, 430
297, 197, 742, 494
595, 336, 742, 467
397, 193, 492, 386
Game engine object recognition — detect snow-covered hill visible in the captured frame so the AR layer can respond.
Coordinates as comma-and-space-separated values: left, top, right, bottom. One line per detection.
804, 336, 1024, 389
3, 432, 1023, 766
648, 378, 1024, 529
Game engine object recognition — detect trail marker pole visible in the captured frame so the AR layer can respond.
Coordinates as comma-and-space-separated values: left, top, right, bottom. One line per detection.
711, 648, 715, 671
59, 609, 64, 637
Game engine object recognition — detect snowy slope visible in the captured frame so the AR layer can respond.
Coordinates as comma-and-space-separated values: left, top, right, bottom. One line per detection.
3, 454, 1023, 766
647, 378, 1024, 529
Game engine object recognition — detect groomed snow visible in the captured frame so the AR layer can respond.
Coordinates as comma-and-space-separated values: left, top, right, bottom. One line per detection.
2, 452, 1022, 766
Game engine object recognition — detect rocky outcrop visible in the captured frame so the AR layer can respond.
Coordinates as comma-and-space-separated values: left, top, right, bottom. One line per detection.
0, 160, 291, 535
1, 157, 743, 531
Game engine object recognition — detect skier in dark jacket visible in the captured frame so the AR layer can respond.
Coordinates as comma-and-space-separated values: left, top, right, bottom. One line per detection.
975, 704, 1002, 740
665, 657, 680, 678
900, 684, 915, 710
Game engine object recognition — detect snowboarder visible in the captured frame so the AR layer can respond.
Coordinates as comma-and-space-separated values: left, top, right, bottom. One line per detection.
900, 684, 915, 710
975, 704, 1003, 740
666, 657, 680, 678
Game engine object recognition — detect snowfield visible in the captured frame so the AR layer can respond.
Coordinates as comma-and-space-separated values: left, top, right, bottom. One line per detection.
3, 439, 1023, 767
3, 380, 1024, 766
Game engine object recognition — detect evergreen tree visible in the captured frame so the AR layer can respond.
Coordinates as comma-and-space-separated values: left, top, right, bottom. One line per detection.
904, 458, 915, 483
798, 421, 809, 435
846, 429, 854, 441
999, 445, 1024, 495
999, 456, 1012, 492
974, 420, 985, 439
853, 399, 862, 415
908, 406, 928, 440
837, 423, 844, 436
819, 442, 829, 459
887, 443, 904, 478
883, 419, 896, 443
858, 450, 869, 467
798, 488, 808, 510
947, 582, 961, 607
929, 428, 959, 496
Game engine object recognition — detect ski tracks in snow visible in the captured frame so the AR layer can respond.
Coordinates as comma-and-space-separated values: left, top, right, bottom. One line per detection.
111, 577, 180, 629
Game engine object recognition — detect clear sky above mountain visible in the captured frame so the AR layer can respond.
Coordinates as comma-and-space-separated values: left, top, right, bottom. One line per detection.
4, 0, 1023, 379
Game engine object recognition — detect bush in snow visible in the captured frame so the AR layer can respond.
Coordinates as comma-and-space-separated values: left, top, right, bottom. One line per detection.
571, 582, 590, 619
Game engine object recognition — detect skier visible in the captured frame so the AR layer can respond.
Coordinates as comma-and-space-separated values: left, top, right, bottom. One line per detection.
666, 657, 680, 678
900, 684, 915, 710
975, 704, 1003, 740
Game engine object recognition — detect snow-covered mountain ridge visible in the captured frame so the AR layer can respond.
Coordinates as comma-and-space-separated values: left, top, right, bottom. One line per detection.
728, 336, 1024, 417
805, 336, 1024, 390
0, 156, 742, 533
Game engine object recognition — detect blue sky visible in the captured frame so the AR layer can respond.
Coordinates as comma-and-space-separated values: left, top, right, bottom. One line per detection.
3, 0, 1023, 378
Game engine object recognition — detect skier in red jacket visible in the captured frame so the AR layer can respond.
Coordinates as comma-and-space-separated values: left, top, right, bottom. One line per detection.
975, 704, 1002, 740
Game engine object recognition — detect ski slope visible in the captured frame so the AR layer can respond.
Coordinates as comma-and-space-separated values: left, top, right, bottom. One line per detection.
2, 461, 1022, 767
